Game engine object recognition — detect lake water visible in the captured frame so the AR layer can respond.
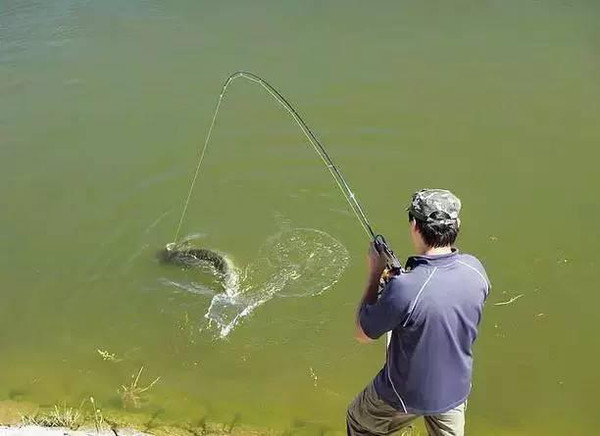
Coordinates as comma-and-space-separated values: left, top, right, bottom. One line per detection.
1, 0, 599, 434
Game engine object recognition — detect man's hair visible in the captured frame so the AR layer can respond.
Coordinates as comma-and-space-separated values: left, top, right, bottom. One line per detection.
408, 211, 460, 248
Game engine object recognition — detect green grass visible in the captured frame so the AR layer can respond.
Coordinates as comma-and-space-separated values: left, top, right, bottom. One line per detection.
21, 402, 84, 430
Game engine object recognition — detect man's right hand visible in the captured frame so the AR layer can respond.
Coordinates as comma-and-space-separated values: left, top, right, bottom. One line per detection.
368, 242, 387, 278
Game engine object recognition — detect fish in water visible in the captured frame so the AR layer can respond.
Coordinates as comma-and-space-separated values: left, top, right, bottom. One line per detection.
159, 243, 230, 276
158, 243, 239, 293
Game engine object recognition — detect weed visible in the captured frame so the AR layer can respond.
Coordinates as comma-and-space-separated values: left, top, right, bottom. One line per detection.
90, 396, 105, 432
97, 349, 120, 362
121, 366, 161, 409
21, 401, 84, 430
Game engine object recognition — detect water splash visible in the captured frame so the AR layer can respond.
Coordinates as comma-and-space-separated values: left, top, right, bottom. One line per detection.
205, 228, 350, 337
162, 228, 349, 337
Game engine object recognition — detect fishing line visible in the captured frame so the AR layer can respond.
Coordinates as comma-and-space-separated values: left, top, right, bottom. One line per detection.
173, 71, 376, 244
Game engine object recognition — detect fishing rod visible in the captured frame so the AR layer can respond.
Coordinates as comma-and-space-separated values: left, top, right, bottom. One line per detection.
174, 71, 402, 277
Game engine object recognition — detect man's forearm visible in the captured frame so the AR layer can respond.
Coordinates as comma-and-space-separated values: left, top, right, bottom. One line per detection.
355, 244, 387, 341
354, 270, 382, 342
356, 270, 382, 321
361, 271, 382, 306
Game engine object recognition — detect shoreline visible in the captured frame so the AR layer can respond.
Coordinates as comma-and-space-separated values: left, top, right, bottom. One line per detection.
0, 400, 281, 436
0, 426, 147, 435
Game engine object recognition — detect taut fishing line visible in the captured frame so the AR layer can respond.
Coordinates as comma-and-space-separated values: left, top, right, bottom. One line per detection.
171, 71, 401, 279
173, 71, 376, 243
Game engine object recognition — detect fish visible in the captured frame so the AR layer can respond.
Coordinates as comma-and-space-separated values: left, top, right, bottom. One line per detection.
158, 243, 230, 277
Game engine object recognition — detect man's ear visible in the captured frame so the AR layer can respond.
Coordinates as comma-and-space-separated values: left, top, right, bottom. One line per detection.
456, 217, 461, 228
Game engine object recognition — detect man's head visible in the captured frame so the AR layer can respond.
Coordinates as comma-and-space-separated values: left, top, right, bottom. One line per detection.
407, 189, 461, 252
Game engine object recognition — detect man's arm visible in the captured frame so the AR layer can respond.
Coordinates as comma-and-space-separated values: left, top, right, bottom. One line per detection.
354, 244, 387, 343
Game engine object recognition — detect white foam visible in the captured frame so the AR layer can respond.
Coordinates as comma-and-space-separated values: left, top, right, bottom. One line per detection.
204, 228, 350, 338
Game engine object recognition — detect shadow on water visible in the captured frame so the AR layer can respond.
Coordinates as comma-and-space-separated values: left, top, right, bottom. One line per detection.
183, 413, 241, 436
185, 416, 208, 436
141, 407, 165, 432
286, 419, 335, 436
7, 389, 26, 401
226, 412, 242, 434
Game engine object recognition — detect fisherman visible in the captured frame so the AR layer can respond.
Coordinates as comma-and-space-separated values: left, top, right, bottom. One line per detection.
347, 189, 490, 436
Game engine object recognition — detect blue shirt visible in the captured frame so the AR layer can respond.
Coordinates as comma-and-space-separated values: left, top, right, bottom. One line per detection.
359, 249, 490, 414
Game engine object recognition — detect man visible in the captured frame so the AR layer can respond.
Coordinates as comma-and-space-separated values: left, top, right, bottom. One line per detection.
347, 189, 490, 436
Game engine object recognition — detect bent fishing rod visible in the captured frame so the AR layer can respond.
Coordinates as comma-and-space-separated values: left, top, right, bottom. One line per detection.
175, 71, 402, 278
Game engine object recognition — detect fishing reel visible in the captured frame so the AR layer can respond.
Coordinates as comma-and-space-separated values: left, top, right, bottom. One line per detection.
373, 234, 402, 286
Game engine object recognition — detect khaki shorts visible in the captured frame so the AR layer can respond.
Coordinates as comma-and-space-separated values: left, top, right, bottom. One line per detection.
346, 381, 466, 436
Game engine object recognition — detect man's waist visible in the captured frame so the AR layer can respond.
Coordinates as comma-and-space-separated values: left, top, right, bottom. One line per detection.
373, 365, 472, 415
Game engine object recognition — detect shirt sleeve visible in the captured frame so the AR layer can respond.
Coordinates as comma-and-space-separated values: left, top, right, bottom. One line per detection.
359, 278, 410, 340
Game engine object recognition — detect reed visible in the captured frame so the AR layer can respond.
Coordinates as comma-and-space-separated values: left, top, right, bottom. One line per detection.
121, 366, 161, 409
21, 401, 84, 430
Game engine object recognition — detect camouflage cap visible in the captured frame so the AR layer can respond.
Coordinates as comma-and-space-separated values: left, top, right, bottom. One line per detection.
407, 189, 461, 225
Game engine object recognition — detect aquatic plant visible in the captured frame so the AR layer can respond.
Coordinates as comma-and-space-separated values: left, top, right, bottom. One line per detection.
120, 366, 161, 409
97, 348, 119, 361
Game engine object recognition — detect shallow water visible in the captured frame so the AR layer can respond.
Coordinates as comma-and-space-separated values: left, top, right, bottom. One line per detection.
1, 0, 600, 433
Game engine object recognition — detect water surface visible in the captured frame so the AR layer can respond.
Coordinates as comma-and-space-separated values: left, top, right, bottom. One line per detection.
1, 0, 599, 433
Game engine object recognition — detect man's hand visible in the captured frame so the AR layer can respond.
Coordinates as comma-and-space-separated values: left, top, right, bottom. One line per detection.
368, 242, 388, 278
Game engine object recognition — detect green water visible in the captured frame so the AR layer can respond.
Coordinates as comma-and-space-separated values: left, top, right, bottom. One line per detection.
2, 0, 600, 434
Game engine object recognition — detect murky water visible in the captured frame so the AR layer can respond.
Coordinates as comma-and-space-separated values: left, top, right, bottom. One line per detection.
2, 0, 600, 433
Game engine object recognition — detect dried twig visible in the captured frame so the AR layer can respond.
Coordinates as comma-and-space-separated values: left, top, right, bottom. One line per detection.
494, 294, 524, 306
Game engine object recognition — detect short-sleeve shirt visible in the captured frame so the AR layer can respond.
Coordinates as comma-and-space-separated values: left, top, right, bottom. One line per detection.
359, 249, 490, 414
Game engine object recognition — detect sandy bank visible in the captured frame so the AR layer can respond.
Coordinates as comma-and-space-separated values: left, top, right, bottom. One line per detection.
0, 426, 147, 435
0, 400, 281, 436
